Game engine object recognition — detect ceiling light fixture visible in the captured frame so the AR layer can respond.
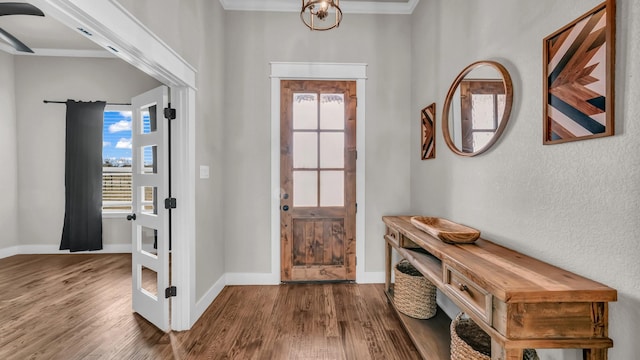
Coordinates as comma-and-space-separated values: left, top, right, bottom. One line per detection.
300, 0, 342, 31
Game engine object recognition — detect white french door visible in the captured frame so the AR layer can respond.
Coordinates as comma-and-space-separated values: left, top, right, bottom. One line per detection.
130, 86, 171, 331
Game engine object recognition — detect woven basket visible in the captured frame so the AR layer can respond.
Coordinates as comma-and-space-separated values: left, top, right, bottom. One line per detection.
451, 313, 539, 360
393, 260, 437, 319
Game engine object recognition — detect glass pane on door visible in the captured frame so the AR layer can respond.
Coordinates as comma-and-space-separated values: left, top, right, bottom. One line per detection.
320, 170, 344, 207
320, 94, 345, 130
141, 105, 157, 134
293, 132, 318, 168
140, 265, 158, 299
140, 225, 158, 257
139, 186, 157, 214
293, 171, 318, 207
319, 133, 344, 168
293, 94, 318, 130
140, 145, 157, 174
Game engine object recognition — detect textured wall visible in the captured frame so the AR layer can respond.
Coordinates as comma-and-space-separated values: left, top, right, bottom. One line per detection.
14, 56, 160, 248
222, 11, 412, 274
410, 0, 640, 359
0, 52, 18, 249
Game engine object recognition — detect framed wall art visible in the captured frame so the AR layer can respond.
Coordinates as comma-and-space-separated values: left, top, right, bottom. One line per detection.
543, 0, 616, 144
421, 103, 436, 160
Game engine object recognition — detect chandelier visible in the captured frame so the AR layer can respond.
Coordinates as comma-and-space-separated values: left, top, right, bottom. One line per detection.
300, 0, 342, 31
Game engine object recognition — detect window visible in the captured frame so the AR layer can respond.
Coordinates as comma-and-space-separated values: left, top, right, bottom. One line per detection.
102, 106, 133, 213
459, 80, 506, 152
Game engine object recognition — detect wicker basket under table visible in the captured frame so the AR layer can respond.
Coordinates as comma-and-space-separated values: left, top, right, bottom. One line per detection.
451, 313, 539, 360
393, 259, 437, 319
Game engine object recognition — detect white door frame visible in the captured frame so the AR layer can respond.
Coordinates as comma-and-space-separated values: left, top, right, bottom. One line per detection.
32, 0, 197, 330
270, 62, 369, 283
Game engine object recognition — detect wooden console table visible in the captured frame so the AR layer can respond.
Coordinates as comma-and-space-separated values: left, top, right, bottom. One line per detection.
383, 216, 616, 360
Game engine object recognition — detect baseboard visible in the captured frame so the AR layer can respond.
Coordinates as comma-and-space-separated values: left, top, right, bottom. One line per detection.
225, 272, 280, 285
0, 246, 20, 259
0, 244, 132, 258
356, 271, 385, 284
192, 274, 226, 325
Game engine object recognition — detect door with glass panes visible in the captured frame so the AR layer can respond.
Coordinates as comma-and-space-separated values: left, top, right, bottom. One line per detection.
280, 80, 356, 282
129, 86, 171, 331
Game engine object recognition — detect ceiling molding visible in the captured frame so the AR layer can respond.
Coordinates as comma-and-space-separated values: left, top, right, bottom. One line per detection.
219, 0, 419, 15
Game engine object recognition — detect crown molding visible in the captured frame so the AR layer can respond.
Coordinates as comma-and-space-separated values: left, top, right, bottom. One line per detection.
218, 0, 419, 15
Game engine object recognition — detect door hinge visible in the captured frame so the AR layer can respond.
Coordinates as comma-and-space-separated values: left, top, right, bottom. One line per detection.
165, 286, 177, 298
355, 256, 357, 266
355, 203, 358, 213
165, 198, 177, 209
164, 106, 176, 120
355, 150, 358, 160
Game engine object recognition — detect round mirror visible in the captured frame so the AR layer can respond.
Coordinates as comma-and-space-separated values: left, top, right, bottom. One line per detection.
442, 61, 513, 156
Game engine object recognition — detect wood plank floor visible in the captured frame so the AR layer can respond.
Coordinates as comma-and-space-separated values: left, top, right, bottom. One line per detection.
0, 254, 422, 359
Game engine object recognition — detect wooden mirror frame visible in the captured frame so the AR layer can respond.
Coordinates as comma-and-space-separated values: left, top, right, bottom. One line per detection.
442, 60, 513, 157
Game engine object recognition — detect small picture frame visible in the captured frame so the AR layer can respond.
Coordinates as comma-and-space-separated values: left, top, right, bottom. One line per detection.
421, 103, 436, 160
543, 0, 616, 144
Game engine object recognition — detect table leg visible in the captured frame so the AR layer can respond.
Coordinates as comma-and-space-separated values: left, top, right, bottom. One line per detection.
583, 348, 607, 360
384, 240, 391, 294
491, 339, 522, 360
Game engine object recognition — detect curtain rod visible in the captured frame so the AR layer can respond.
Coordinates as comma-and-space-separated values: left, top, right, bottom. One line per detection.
43, 100, 131, 106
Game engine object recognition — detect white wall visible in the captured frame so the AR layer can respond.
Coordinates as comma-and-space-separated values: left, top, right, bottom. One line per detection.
0, 52, 18, 250
14, 56, 160, 249
114, 0, 228, 300
222, 11, 412, 274
410, 0, 640, 359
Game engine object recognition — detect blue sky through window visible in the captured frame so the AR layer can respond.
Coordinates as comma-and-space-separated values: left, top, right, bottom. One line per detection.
103, 110, 152, 166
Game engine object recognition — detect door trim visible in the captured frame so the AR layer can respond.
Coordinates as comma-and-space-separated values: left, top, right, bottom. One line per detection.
32, 0, 197, 331
270, 62, 367, 283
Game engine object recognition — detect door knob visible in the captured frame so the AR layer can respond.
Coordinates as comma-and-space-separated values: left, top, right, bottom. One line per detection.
282, 205, 289, 211
127, 213, 137, 221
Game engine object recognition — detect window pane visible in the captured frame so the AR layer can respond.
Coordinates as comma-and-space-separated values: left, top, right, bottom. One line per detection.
141, 105, 157, 134
140, 265, 158, 299
320, 132, 344, 169
293, 171, 318, 207
320, 171, 344, 207
103, 110, 133, 212
320, 94, 344, 130
140, 186, 157, 214
140, 225, 158, 257
293, 132, 318, 168
140, 145, 157, 174
473, 132, 493, 151
293, 93, 318, 130
102, 168, 132, 212
471, 94, 496, 130
103, 110, 132, 167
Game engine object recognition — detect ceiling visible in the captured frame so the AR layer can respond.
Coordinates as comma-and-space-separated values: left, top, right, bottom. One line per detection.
0, 3, 109, 57
0, 0, 418, 57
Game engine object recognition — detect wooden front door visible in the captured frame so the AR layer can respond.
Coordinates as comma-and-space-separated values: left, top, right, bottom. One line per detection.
280, 80, 357, 282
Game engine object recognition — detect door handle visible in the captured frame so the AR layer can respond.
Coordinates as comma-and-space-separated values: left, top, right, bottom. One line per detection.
282, 205, 289, 212
127, 213, 137, 221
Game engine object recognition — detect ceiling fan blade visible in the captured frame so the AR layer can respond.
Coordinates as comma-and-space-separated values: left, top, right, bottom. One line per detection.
0, 2, 44, 16
0, 27, 33, 52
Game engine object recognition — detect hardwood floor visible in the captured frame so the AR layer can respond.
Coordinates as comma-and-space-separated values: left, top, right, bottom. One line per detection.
0, 254, 422, 359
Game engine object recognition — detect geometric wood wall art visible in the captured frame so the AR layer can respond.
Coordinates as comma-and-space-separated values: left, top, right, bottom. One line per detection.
543, 0, 616, 144
421, 103, 436, 159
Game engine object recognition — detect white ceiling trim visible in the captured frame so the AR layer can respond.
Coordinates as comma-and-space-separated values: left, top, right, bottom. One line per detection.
219, 0, 419, 15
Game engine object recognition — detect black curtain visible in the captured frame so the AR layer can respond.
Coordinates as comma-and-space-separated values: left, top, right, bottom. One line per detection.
60, 100, 107, 252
